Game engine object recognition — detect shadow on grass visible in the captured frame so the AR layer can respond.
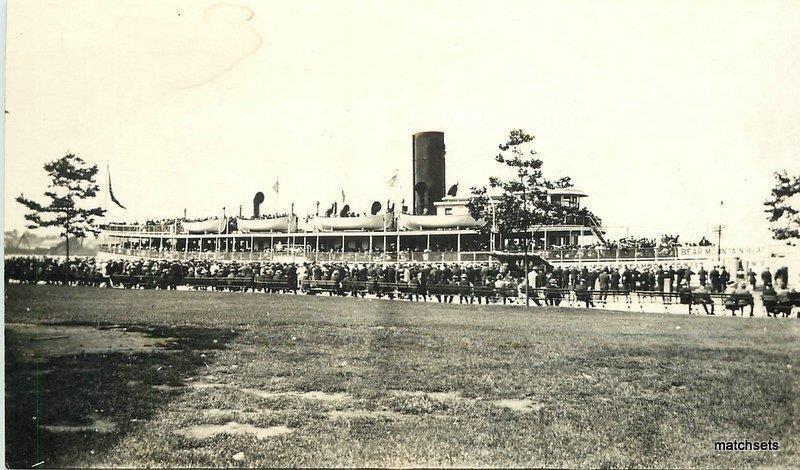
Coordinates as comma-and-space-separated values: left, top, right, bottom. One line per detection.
5, 323, 238, 468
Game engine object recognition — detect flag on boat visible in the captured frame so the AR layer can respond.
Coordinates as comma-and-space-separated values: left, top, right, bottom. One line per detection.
272, 178, 280, 194
107, 164, 126, 209
341, 189, 346, 203
387, 170, 398, 188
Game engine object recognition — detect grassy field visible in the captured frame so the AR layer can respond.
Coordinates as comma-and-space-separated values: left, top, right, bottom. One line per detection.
4, 284, 799, 468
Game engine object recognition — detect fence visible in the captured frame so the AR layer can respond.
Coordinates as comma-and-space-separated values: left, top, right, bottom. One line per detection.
98, 246, 494, 264
540, 246, 680, 263
99, 244, 717, 264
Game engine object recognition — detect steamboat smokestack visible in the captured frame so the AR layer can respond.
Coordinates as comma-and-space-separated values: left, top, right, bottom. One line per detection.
253, 191, 265, 218
412, 131, 446, 215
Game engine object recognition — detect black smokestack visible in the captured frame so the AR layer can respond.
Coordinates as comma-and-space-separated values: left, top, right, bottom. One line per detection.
412, 131, 446, 215
253, 191, 265, 218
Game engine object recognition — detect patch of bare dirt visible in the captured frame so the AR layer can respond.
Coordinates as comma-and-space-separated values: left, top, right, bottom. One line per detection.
327, 409, 400, 420
241, 388, 351, 402
493, 398, 543, 412
174, 422, 294, 440
5, 323, 177, 363
39, 414, 117, 434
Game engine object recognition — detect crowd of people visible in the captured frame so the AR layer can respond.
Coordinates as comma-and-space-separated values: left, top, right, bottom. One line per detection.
5, 256, 796, 317
546, 234, 715, 251
251, 212, 288, 220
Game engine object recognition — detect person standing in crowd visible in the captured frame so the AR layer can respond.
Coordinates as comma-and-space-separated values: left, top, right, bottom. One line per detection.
480, 263, 491, 284
287, 264, 298, 293
746, 268, 756, 291
552, 266, 562, 287
709, 266, 720, 293
458, 274, 472, 304
698, 265, 707, 287
598, 269, 610, 302
775, 266, 789, 287
666, 265, 675, 293
611, 268, 620, 291
631, 267, 641, 291
527, 268, 538, 291
761, 267, 772, 289
682, 266, 693, 287
403, 265, 412, 284
720, 266, 730, 290
587, 268, 599, 291
535, 268, 546, 289
621, 266, 630, 291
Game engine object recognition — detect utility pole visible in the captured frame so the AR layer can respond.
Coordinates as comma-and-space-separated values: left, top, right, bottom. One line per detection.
716, 200, 724, 262
521, 173, 530, 308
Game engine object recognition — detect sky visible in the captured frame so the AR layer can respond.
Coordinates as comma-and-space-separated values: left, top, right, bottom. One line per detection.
5, 0, 800, 246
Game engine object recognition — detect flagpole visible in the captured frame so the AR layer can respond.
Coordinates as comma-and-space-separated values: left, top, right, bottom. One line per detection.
104, 161, 109, 215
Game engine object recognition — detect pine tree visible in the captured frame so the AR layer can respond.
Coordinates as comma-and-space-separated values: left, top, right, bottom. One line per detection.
467, 129, 598, 240
764, 171, 800, 241
16, 153, 106, 282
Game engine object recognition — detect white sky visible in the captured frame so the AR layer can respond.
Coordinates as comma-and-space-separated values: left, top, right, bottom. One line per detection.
5, 0, 800, 246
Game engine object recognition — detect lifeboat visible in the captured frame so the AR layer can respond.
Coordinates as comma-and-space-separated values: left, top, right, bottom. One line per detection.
313, 214, 391, 231
236, 216, 291, 233
182, 219, 225, 234
398, 213, 485, 230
